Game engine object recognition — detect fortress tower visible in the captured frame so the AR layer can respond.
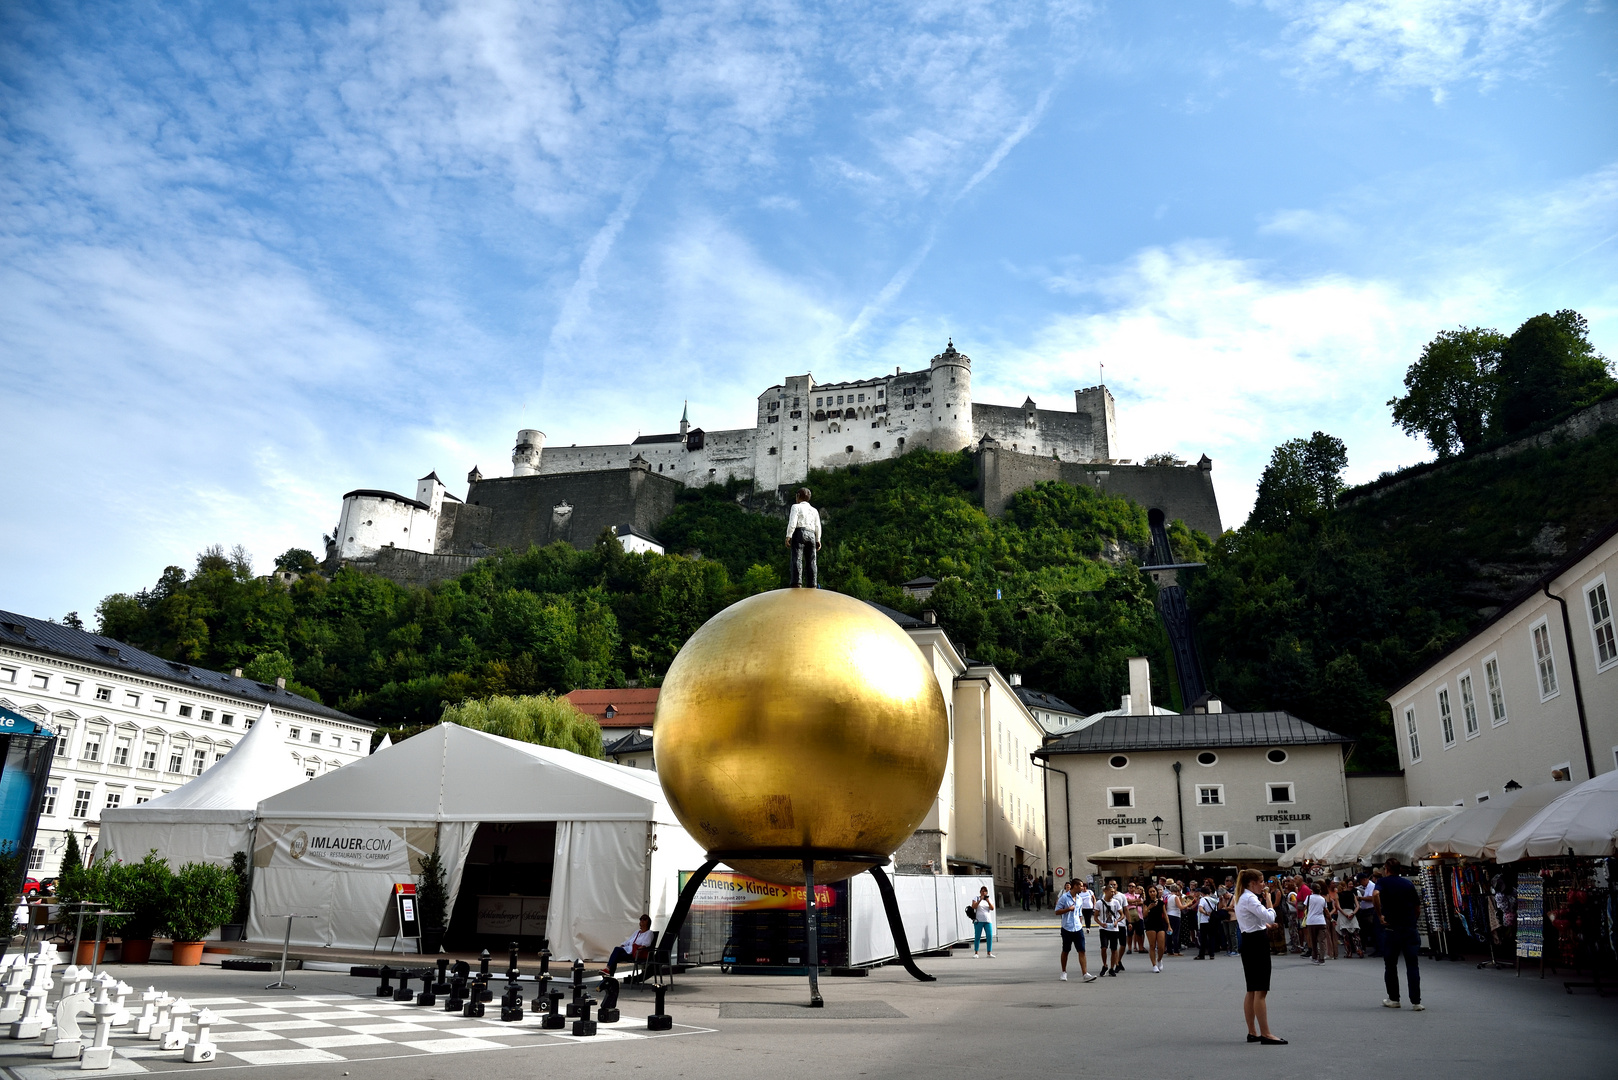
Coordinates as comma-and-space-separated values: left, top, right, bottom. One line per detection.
927, 340, 974, 453
511, 429, 545, 476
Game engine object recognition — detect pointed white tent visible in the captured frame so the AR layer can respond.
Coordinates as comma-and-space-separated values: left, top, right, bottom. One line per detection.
247, 723, 706, 958
99, 705, 306, 868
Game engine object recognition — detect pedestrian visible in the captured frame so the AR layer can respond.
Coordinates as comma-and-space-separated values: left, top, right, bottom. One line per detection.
1098, 880, 1128, 975
1143, 884, 1170, 972
1337, 880, 1363, 958
1181, 884, 1199, 951
1356, 872, 1379, 956
1125, 881, 1145, 954
1219, 877, 1239, 955
784, 487, 821, 588
1373, 858, 1424, 1010
1195, 886, 1220, 959
1322, 880, 1342, 960
1165, 881, 1183, 955
970, 885, 996, 957
1304, 879, 1329, 965
1015, 870, 1028, 912
1054, 881, 1098, 982
1235, 868, 1287, 1045
1295, 877, 1315, 958
1078, 880, 1096, 927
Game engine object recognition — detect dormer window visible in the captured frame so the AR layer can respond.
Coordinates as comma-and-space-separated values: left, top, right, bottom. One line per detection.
605, 705, 617, 720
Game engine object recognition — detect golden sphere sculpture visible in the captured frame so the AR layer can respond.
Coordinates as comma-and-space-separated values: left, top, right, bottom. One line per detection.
655, 588, 949, 885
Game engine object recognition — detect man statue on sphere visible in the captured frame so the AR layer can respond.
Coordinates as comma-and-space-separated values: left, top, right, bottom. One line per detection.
785, 487, 822, 589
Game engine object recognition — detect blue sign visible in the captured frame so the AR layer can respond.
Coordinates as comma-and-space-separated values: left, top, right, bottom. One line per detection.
0, 707, 53, 739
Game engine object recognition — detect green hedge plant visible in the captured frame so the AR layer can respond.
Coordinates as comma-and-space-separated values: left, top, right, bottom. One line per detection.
167, 863, 239, 942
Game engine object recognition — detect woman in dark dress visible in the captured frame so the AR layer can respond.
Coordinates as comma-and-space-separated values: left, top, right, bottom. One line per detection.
1143, 884, 1170, 972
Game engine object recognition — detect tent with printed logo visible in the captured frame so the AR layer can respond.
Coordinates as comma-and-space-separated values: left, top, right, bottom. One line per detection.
99, 704, 304, 869
246, 723, 706, 959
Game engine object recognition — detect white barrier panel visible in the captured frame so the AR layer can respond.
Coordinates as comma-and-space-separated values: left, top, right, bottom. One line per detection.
848, 873, 993, 967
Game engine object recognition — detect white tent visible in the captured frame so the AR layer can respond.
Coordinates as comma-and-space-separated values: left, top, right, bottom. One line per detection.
1278, 827, 1350, 868
1495, 770, 1618, 863
247, 723, 706, 959
1313, 806, 1461, 867
1416, 784, 1568, 862
99, 705, 305, 868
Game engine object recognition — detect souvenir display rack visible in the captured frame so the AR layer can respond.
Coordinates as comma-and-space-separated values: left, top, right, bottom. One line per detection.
1515, 857, 1615, 995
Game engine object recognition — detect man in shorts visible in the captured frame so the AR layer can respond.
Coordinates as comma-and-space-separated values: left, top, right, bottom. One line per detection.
1054, 880, 1098, 982
1097, 879, 1128, 976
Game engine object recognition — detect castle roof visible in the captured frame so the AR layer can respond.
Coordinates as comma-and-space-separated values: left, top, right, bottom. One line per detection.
631, 432, 682, 445
565, 688, 660, 728
0, 609, 369, 726
1035, 712, 1351, 756
342, 489, 431, 511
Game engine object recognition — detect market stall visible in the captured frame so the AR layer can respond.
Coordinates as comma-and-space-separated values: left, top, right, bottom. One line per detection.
247, 723, 707, 959
99, 704, 302, 868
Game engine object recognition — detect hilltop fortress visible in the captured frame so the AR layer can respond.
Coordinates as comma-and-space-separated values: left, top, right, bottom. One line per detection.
330, 342, 1222, 583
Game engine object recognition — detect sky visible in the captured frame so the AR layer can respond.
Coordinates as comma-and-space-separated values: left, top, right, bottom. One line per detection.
2, 0, 1616, 622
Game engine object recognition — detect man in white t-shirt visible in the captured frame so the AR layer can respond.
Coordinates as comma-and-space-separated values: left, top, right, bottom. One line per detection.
1078, 882, 1096, 927
1097, 881, 1128, 976
1163, 883, 1183, 955
1195, 889, 1221, 960
1304, 883, 1329, 966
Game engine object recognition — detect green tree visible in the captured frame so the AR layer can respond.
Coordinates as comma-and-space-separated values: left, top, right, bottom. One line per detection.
1493, 310, 1614, 436
1388, 326, 1505, 457
1248, 432, 1348, 532
274, 548, 320, 574
439, 694, 604, 758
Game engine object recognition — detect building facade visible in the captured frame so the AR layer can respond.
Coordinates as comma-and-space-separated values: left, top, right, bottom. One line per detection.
0, 612, 374, 876
1387, 519, 1618, 808
1036, 712, 1352, 880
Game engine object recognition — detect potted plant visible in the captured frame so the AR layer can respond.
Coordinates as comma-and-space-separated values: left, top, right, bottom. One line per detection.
416, 849, 448, 955
58, 837, 118, 965
166, 862, 238, 965
219, 851, 250, 941
0, 841, 23, 960
108, 851, 173, 964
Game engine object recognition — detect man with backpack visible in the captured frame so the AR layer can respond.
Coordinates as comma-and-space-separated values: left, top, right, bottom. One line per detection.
1097, 880, 1128, 975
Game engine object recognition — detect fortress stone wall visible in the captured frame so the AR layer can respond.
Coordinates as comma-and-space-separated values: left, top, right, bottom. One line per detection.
978, 441, 1223, 538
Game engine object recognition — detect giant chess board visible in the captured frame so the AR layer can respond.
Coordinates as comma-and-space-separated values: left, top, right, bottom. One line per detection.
0, 991, 712, 1077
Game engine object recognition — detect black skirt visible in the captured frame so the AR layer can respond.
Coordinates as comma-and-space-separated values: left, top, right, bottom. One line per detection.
1240, 928, 1272, 992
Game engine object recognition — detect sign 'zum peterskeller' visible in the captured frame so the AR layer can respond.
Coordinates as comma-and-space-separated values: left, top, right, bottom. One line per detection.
1255, 812, 1311, 822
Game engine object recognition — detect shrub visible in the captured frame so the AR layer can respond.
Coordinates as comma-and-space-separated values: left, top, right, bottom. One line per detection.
108, 851, 174, 939
167, 863, 239, 942
229, 851, 251, 924
417, 849, 448, 930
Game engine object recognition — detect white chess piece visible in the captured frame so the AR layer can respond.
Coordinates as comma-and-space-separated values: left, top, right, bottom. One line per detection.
0, 954, 30, 1023
146, 994, 175, 1041
182, 1008, 216, 1063
9, 947, 55, 1038
80, 995, 117, 1070
132, 987, 159, 1035
48, 991, 92, 1058
159, 999, 193, 1051
110, 982, 132, 1027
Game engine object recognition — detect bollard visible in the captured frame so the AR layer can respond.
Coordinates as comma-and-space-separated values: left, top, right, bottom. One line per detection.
647, 984, 673, 1031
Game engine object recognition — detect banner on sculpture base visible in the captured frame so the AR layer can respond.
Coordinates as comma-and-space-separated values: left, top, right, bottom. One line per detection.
680, 870, 834, 912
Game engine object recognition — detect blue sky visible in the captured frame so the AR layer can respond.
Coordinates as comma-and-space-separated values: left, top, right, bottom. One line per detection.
3, 0, 1615, 621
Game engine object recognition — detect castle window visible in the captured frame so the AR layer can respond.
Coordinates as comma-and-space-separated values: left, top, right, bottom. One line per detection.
904, 403, 914, 410
872, 421, 880, 428
877, 390, 884, 398
816, 397, 823, 406
768, 447, 777, 455
846, 445, 854, 453
837, 395, 844, 404
768, 415, 779, 423
857, 393, 864, 402
873, 442, 881, 449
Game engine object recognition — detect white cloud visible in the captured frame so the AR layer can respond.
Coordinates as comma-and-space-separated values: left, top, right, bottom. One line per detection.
1258, 207, 1356, 241
1263, 0, 1563, 98
995, 243, 1502, 525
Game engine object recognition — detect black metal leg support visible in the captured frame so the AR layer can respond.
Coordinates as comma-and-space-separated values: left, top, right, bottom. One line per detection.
804, 860, 823, 1008
869, 864, 935, 982
652, 858, 720, 972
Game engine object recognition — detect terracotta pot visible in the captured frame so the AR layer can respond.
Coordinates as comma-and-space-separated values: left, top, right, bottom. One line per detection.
121, 938, 153, 964
171, 941, 205, 966
74, 940, 106, 966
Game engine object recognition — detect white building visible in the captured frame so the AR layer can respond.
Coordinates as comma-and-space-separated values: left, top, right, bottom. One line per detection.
504, 341, 1120, 490
1387, 518, 1618, 808
334, 472, 457, 560
0, 610, 375, 876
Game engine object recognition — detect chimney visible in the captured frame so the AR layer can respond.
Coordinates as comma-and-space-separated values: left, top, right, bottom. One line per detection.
231, 668, 243, 678
1207, 697, 1222, 714
1127, 657, 1151, 714
1009, 673, 1022, 687
275, 676, 287, 690
922, 610, 937, 625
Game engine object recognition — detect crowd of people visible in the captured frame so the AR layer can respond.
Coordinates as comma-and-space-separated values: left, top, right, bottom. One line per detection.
1032, 858, 1427, 1040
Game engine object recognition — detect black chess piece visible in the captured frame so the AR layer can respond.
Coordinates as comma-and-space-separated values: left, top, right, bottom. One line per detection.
531, 973, 551, 1013
392, 970, 415, 1002
537, 946, 551, 978
445, 961, 469, 1012
415, 970, 435, 1007
499, 961, 523, 1021
571, 994, 598, 1037
540, 990, 566, 1030
647, 984, 673, 1031
434, 957, 450, 994
567, 960, 587, 1017
478, 949, 491, 980
462, 989, 486, 1019
375, 966, 393, 998
508, 941, 520, 977
598, 976, 620, 1024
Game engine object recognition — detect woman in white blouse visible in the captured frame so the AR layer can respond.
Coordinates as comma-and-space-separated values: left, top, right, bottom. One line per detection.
1235, 868, 1287, 1045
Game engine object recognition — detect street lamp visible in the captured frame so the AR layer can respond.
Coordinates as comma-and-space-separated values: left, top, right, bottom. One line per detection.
1152, 815, 1164, 846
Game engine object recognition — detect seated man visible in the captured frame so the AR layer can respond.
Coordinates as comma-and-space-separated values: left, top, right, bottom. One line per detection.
601, 914, 655, 977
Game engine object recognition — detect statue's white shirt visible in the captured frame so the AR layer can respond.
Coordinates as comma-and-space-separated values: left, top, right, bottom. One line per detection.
786, 503, 821, 542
